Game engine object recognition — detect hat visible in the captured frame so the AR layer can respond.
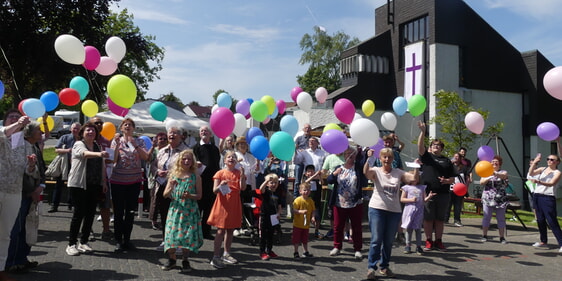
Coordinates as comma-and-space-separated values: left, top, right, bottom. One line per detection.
235, 136, 247, 145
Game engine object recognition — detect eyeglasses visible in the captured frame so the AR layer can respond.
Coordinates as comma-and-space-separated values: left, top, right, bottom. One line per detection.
158, 138, 167, 141
547, 158, 558, 161
7, 114, 20, 119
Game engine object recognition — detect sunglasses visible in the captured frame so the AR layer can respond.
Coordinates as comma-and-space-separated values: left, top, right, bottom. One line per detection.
547, 158, 558, 161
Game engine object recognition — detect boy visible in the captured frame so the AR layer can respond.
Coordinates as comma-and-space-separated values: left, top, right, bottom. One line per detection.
253, 174, 281, 260
303, 164, 323, 238
292, 183, 316, 259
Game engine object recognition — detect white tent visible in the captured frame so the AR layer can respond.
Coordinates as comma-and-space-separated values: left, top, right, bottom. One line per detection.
96, 100, 208, 136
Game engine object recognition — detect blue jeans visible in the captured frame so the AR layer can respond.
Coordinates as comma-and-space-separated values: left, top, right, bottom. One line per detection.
6, 197, 32, 267
367, 207, 401, 270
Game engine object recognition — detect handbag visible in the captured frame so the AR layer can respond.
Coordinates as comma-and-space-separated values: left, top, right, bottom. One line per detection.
26, 202, 39, 246
45, 152, 68, 179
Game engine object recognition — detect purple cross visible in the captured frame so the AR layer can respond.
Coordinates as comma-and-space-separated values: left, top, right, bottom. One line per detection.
406, 53, 422, 95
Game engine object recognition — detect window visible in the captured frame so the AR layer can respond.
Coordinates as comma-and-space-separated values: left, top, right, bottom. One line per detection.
399, 15, 429, 68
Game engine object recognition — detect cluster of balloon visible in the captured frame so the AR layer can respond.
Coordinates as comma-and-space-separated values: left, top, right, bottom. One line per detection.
464, 111, 485, 134
536, 122, 559, 142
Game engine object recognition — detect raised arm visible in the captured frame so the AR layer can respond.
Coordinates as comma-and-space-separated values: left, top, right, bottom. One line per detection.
417, 121, 427, 156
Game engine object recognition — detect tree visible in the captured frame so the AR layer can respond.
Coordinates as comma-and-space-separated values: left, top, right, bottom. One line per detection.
428, 90, 504, 156
159, 92, 184, 108
297, 26, 361, 94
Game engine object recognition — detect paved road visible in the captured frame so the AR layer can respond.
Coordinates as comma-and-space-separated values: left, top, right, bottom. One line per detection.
8, 203, 562, 281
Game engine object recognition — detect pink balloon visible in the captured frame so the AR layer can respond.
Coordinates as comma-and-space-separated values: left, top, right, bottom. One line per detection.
236, 99, 251, 116
95, 56, 118, 76
315, 87, 328, 104
464, 111, 485, 134
290, 86, 302, 102
276, 100, 286, 115
537, 122, 560, 142
334, 98, 355, 124
83, 46, 101, 70
320, 129, 349, 154
108, 97, 129, 117
544, 66, 562, 100
210, 107, 235, 139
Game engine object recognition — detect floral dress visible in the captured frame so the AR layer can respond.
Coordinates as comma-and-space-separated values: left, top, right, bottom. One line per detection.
163, 174, 203, 253
481, 171, 509, 209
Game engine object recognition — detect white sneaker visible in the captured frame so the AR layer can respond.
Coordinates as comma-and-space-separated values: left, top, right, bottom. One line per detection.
533, 242, 548, 248
96, 215, 102, 222
66, 245, 80, 256
329, 248, 341, 256
110, 215, 114, 223
156, 241, 165, 251
222, 254, 238, 264
77, 242, 93, 253
233, 229, 241, 237
354, 251, 362, 260
559, 247, 562, 253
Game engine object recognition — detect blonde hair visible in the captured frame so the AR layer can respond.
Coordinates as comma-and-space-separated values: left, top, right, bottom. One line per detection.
264, 173, 279, 183
168, 149, 197, 179
299, 182, 311, 191
223, 150, 237, 165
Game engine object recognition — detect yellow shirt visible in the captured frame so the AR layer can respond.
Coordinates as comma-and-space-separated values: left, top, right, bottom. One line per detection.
292, 196, 316, 229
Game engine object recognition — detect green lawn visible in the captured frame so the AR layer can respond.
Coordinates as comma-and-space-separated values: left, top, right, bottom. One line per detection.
43, 147, 56, 165
462, 202, 562, 226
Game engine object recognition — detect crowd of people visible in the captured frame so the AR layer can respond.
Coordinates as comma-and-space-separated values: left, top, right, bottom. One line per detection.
3, 112, 562, 281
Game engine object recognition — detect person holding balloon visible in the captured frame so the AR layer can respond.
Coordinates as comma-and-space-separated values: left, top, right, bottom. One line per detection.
446, 153, 471, 227
479, 155, 509, 244
91, 116, 114, 240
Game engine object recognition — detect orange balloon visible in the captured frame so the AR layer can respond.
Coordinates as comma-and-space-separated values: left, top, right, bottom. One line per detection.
475, 161, 494, 177
101, 122, 116, 140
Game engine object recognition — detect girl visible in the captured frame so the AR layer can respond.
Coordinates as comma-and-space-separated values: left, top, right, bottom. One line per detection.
160, 150, 203, 272
400, 177, 433, 255
207, 151, 246, 269
254, 174, 281, 260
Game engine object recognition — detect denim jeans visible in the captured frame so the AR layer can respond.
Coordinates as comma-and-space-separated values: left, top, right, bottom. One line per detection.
367, 207, 401, 270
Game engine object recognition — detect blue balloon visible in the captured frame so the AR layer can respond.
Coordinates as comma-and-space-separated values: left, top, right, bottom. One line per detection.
40, 91, 59, 112
217, 92, 232, 108
280, 115, 299, 137
249, 135, 270, 160
245, 127, 264, 144
392, 96, 408, 116
247, 98, 254, 104
0, 80, 4, 99
139, 136, 152, 150
270, 106, 279, 119
22, 98, 46, 119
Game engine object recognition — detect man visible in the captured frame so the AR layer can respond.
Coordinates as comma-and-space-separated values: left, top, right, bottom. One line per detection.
192, 126, 221, 239
293, 123, 312, 197
294, 137, 326, 179
417, 121, 456, 251
91, 117, 113, 240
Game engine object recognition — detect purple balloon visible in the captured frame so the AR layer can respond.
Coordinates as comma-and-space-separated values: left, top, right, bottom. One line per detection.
320, 129, 349, 154
236, 99, 251, 116
537, 122, 560, 142
477, 145, 495, 162
369, 138, 385, 157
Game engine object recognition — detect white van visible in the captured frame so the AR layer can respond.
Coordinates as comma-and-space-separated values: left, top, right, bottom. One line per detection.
53, 110, 81, 138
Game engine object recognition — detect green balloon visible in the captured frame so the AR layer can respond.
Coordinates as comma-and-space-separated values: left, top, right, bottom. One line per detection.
250, 100, 268, 122
408, 94, 426, 117
323, 123, 342, 132
107, 74, 137, 109
270, 131, 295, 161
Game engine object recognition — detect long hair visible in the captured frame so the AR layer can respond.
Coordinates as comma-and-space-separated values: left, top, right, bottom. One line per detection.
168, 149, 197, 179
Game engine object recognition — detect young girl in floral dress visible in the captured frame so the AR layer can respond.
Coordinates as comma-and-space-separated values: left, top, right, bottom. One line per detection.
161, 149, 203, 273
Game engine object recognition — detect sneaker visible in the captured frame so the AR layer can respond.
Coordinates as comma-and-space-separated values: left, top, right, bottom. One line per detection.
434, 239, 446, 251
182, 260, 191, 272
222, 253, 238, 264
325, 229, 334, 238
156, 241, 165, 251
315, 230, 325, 239
97, 215, 102, 221
378, 267, 395, 278
416, 246, 424, 255
151, 222, 160, 230
66, 245, 80, 256
293, 252, 301, 259
533, 242, 548, 248
481, 236, 488, 242
367, 268, 376, 280
424, 239, 433, 251
101, 231, 113, 240
302, 251, 314, 258
454, 221, 463, 227
260, 253, 270, 261
329, 248, 341, 256
354, 251, 363, 260
344, 232, 351, 241
210, 257, 225, 269
110, 215, 114, 223
161, 259, 176, 271
500, 237, 508, 244
403, 246, 412, 254
268, 251, 278, 258
77, 242, 93, 253
559, 247, 562, 253
233, 229, 241, 237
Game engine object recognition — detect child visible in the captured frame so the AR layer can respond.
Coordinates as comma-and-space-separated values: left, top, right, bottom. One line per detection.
207, 151, 246, 269
400, 177, 434, 255
292, 183, 316, 259
302, 164, 323, 238
161, 150, 203, 272
253, 173, 281, 260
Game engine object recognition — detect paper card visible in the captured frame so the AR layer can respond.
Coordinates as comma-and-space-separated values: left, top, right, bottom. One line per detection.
219, 183, 231, 195
270, 214, 279, 226
405, 161, 421, 168
11, 131, 24, 149
105, 147, 115, 160
197, 163, 206, 175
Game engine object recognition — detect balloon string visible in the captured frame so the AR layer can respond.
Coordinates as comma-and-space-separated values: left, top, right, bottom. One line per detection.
0, 43, 21, 100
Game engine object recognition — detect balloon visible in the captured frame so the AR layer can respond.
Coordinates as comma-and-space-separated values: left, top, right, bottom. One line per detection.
95, 56, 118, 76
0, 80, 4, 99
269, 106, 279, 119
211, 104, 220, 114
18, 99, 28, 115
362, 100, 375, 117
276, 100, 286, 115
59, 88, 80, 106
54, 34, 85, 65
107, 97, 129, 117
270, 131, 295, 161
537, 122, 560, 141
105, 36, 127, 63
69, 76, 89, 100
392, 96, 408, 116
245, 127, 264, 144
381, 112, 397, 130
139, 136, 152, 150
464, 111, 485, 134
209, 107, 235, 139
477, 145, 495, 162
149, 101, 167, 121
320, 129, 349, 154
40, 91, 59, 112
249, 100, 268, 122
408, 94, 426, 117
22, 98, 45, 118
249, 135, 270, 161
217, 92, 232, 108
453, 183, 468, 196
232, 113, 247, 136
543, 66, 562, 100
315, 87, 328, 104
236, 99, 251, 116
370, 138, 385, 157
107, 74, 137, 108
279, 115, 299, 137
296, 92, 313, 112
247, 98, 254, 104
261, 95, 276, 115
323, 123, 342, 132
290, 86, 303, 102
334, 98, 355, 124
81, 100, 99, 117
101, 122, 116, 140
83, 45, 101, 70
475, 160, 494, 177
349, 118, 379, 147
37, 116, 54, 132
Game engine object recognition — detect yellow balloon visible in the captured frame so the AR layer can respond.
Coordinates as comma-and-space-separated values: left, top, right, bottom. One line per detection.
323, 123, 342, 132
38, 116, 55, 132
362, 100, 375, 117
101, 122, 116, 140
261, 95, 276, 115
81, 100, 99, 117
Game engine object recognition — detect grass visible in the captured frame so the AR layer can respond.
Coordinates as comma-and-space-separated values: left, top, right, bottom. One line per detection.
462, 201, 562, 227
43, 147, 56, 165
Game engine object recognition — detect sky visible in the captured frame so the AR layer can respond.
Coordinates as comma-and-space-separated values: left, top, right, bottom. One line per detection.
110, 0, 562, 107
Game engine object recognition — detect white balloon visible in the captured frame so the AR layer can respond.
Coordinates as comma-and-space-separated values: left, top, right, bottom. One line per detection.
105, 36, 127, 63
353, 113, 362, 121
54, 34, 85, 65
211, 104, 220, 114
381, 112, 398, 131
95, 56, 118, 76
296, 92, 313, 112
233, 113, 247, 136
349, 118, 379, 147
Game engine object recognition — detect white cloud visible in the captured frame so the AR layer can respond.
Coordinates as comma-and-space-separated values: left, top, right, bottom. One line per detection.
208, 24, 281, 41
482, 0, 562, 19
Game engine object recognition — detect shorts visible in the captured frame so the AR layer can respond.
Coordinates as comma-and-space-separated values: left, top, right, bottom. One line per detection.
292, 226, 309, 245
424, 192, 450, 221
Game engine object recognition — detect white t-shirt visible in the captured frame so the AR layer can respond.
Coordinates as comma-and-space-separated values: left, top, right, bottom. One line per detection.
368, 167, 405, 213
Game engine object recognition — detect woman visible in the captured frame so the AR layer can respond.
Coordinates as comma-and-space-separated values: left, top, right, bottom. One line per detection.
234, 136, 259, 235
363, 147, 418, 280
528, 154, 562, 252
147, 132, 168, 230
446, 153, 471, 227
110, 118, 149, 252
479, 155, 509, 244
65, 122, 109, 256
326, 146, 363, 260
